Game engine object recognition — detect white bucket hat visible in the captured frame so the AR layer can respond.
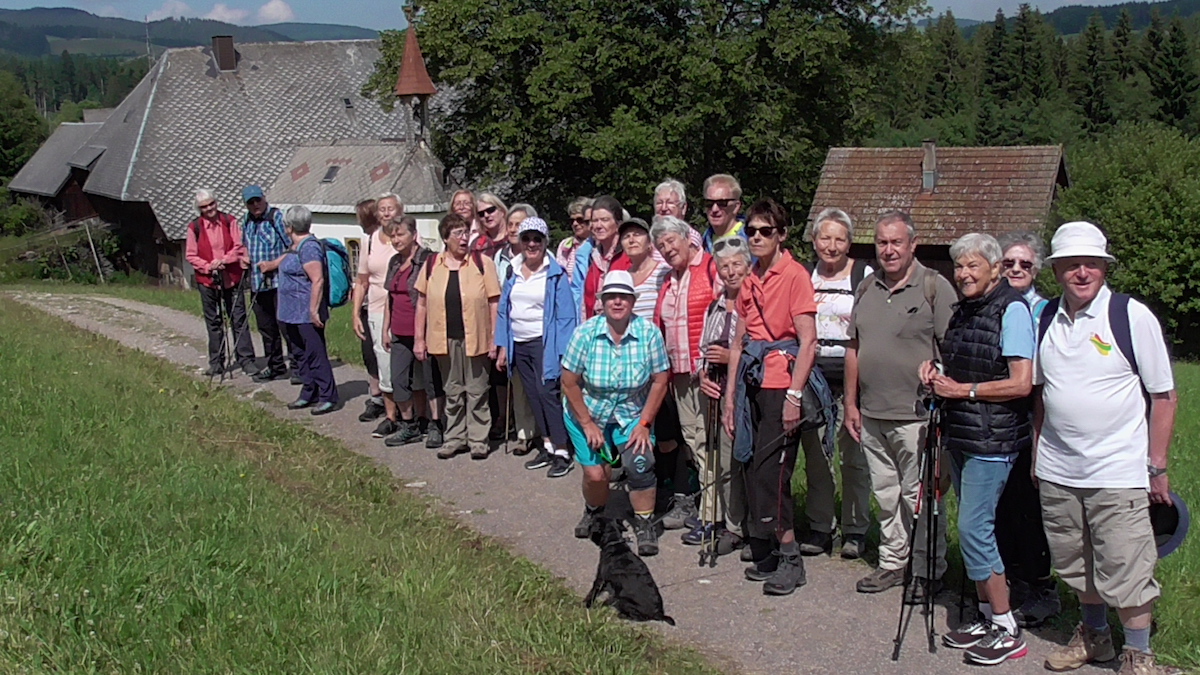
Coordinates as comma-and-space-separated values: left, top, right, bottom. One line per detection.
1048, 221, 1115, 262
599, 270, 637, 298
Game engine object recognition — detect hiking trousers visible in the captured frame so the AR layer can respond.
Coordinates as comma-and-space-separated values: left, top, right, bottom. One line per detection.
199, 283, 255, 370
435, 339, 491, 454
250, 288, 294, 373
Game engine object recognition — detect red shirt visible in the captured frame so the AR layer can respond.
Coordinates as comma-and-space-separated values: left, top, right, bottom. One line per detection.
736, 250, 817, 389
388, 263, 417, 336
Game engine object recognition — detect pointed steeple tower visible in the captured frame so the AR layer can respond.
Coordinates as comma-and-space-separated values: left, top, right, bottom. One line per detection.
394, 6, 436, 139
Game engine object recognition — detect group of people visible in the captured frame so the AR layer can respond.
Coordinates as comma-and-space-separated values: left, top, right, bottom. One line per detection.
184, 173, 1177, 675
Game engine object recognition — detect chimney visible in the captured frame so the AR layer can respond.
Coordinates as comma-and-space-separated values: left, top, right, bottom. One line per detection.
922, 139, 937, 191
212, 35, 237, 72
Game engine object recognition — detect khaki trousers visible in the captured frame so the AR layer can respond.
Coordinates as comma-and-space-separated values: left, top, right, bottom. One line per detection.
860, 416, 948, 577
799, 401, 872, 537
675, 373, 747, 535
436, 339, 492, 453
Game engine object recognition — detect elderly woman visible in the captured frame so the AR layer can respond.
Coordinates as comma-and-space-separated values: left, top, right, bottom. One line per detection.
919, 233, 1035, 665
571, 195, 631, 319
473, 193, 508, 259
563, 270, 670, 556
796, 208, 874, 560
653, 178, 704, 249
274, 205, 338, 415
414, 213, 502, 460
354, 193, 403, 440
693, 235, 753, 554
351, 199, 387, 422
619, 217, 670, 320
382, 216, 444, 449
496, 203, 537, 281
995, 230, 1059, 629
495, 217, 578, 478
722, 198, 817, 597
557, 197, 592, 277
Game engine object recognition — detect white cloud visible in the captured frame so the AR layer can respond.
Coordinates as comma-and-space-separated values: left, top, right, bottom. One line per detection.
204, 3, 250, 23
256, 0, 295, 23
94, 5, 120, 17
146, 0, 192, 21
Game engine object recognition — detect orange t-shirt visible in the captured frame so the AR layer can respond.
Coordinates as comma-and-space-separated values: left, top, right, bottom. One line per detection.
736, 250, 817, 389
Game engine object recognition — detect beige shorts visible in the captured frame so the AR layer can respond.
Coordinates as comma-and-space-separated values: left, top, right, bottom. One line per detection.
1040, 481, 1161, 609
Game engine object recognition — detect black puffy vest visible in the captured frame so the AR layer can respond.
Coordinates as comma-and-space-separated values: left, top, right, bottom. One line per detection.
940, 279, 1032, 456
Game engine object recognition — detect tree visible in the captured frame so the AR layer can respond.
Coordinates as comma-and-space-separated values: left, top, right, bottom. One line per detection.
924, 12, 971, 119
1010, 4, 1056, 104
976, 11, 1019, 145
1069, 13, 1114, 133
0, 71, 46, 178
1111, 9, 1134, 80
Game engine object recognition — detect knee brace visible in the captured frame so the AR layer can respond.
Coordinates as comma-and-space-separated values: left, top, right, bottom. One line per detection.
622, 448, 657, 491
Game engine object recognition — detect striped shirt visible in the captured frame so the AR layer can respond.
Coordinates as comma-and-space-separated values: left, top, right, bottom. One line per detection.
242, 207, 289, 291
561, 314, 669, 428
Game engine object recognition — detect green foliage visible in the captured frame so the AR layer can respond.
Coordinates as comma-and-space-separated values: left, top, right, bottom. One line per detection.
1070, 13, 1115, 133
0, 71, 44, 178
1054, 122, 1200, 350
924, 12, 972, 120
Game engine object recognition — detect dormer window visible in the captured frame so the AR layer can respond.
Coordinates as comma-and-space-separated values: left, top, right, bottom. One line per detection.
321, 166, 341, 183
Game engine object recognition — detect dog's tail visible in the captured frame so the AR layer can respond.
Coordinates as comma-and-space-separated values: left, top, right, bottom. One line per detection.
661, 615, 676, 626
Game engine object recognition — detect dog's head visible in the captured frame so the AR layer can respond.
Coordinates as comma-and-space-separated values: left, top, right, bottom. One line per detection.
588, 515, 626, 547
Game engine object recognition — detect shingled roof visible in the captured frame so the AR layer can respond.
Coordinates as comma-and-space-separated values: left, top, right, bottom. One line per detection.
74, 39, 414, 240
807, 145, 1069, 245
267, 139, 450, 211
9, 123, 101, 197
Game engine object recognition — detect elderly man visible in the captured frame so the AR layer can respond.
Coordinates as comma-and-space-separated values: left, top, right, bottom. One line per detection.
185, 189, 256, 377
701, 173, 747, 250
1035, 221, 1176, 675
241, 185, 294, 383
844, 210, 954, 601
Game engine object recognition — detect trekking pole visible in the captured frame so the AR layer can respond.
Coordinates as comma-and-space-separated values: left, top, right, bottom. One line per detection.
891, 396, 941, 660
503, 369, 513, 454
699, 396, 721, 568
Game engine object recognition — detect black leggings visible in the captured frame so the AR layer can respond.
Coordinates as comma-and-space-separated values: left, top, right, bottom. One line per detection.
742, 388, 800, 540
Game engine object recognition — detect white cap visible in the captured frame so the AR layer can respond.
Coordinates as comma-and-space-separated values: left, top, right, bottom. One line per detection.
1048, 221, 1115, 262
599, 270, 636, 297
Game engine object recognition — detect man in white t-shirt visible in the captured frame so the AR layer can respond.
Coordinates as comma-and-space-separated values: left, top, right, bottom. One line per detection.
1034, 221, 1177, 675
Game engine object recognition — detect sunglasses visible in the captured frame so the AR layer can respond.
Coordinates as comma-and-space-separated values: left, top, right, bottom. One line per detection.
519, 233, 545, 243
571, 216, 588, 224
1003, 258, 1035, 272
199, 201, 218, 209
744, 224, 779, 238
704, 198, 737, 210
713, 237, 748, 254
477, 206, 498, 218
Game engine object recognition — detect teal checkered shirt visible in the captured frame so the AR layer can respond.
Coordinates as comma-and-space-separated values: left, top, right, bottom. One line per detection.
561, 314, 669, 428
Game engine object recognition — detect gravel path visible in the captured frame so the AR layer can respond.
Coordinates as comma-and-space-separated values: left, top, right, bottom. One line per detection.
9, 290, 1100, 675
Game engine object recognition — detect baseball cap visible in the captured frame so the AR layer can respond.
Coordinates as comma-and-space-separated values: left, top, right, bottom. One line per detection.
518, 216, 549, 239
599, 270, 636, 298
1048, 221, 1115, 262
618, 217, 650, 236
1150, 491, 1190, 558
242, 185, 265, 202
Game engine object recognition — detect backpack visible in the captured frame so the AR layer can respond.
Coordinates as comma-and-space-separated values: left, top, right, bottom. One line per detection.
321, 238, 352, 307
1037, 293, 1138, 375
803, 258, 869, 297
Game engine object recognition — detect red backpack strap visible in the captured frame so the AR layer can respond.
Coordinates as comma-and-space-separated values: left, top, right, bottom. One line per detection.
472, 250, 485, 274
424, 252, 439, 280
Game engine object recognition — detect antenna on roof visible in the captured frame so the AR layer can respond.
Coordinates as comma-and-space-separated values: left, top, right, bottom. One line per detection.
145, 16, 154, 66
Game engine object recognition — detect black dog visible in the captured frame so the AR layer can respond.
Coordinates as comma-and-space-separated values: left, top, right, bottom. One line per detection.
584, 516, 675, 625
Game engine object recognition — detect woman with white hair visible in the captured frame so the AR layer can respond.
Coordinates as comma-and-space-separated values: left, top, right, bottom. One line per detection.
275, 205, 338, 415
998, 232, 1049, 323
919, 232, 1035, 665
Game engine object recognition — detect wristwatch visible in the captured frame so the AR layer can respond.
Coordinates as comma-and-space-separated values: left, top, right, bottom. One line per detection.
786, 388, 804, 405
968, 383, 978, 401
1147, 464, 1167, 478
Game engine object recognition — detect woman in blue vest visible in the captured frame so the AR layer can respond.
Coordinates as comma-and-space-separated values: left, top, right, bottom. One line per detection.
918, 232, 1035, 666
495, 217, 578, 479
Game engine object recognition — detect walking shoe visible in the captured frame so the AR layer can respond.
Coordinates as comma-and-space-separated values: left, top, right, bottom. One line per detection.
310, 401, 338, 415
681, 522, 717, 546
289, 373, 303, 385
574, 507, 600, 538
425, 422, 444, 449
632, 516, 659, 557
358, 399, 385, 422
286, 398, 312, 410
740, 546, 755, 562
436, 445, 465, 460
384, 420, 422, 447
1045, 623, 1116, 671
1014, 585, 1062, 628
1118, 646, 1174, 675
417, 417, 430, 436
840, 534, 867, 560
943, 618, 994, 649
716, 529, 744, 557
546, 455, 573, 478
372, 418, 399, 438
660, 496, 698, 530
904, 576, 944, 605
684, 514, 703, 530
965, 624, 1028, 665
252, 367, 286, 382
512, 438, 536, 457
240, 361, 259, 376
524, 448, 553, 470
744, 537, 779, 581
470, 445, 489, 460
762, 543, 806, 596
856, 567, 905, 593
204, 363, 227, 377
798, 530, 833, 556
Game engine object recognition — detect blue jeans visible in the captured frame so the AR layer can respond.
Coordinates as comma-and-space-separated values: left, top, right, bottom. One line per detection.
950, 451, 1014, 582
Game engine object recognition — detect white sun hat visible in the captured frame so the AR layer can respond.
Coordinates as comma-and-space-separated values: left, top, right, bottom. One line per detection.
1047, 221, 1116, 262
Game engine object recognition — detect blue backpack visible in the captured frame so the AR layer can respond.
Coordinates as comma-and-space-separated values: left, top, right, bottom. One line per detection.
321, 238, 352, 308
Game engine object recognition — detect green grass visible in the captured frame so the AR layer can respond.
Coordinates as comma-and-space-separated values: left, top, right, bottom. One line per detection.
0, 296, 717, 673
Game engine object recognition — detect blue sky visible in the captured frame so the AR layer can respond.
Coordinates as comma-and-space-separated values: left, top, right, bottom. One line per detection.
0, 0, 1135, 28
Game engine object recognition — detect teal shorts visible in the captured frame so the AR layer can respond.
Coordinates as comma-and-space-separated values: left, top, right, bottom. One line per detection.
564, 412, 656, 467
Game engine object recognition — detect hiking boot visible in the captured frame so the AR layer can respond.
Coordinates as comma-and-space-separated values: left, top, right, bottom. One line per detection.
841, 534, 866, 560
680, 522, 718, 546
546, 455, 573, 478
943, 617, 994, 649
436, 445, 464, 460
716, 530, 744, 557
1118, 646, 1175, 675
417, 417, 430, 436
633, 516, 659, 557
470, 445, 489, 460
965, 624, 1028, 665
286, 398, 312, 410
1045, 624, 1116, 671
358, 399, 385, 422
384, 420, 422, 447
763, 543, 806, 596
240, 361, 259, 376
372, 418, 399, 439
425, 422, 444, 449
798, 530, 833, 556
1015, 585, 1062, 628
574, 508, 600, 539
524, 448, 552, 470
660, 496, 697, 530
744, 538, 779, 581
252, 367, 286, 382
512, 438, 536, 457
310, 401, 337, 416
740, 546, 755, 562
904, 576, 944, 605
856, 567, 905, 593
289, 373, 303, 385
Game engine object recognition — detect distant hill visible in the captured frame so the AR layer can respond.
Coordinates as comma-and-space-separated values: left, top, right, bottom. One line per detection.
1043, 0, 1200, 33
0, 7, 376, 57
916, 16, 982, 29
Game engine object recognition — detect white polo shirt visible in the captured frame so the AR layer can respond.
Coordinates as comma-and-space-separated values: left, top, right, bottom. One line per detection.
1034, 285, 1174, 489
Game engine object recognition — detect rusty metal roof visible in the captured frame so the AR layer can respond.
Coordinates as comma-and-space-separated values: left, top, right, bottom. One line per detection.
808, 145, 1069, 245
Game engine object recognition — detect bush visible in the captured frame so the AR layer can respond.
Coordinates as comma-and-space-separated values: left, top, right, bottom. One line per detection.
1054, 122, 1200, 354
0, 196, 46, 236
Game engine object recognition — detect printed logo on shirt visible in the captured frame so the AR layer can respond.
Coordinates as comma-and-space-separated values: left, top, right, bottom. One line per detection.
1090, 333, 1113, 356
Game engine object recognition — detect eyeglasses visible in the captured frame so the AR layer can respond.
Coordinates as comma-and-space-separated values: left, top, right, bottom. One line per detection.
1003, 258, 1035, 272
654, 199, 680, 208
448, 228, 468, 239
519, 233, 545, 244
713, 237, 748, 254
704, 198, 737, 210
477, 206, 498, 218
744, 224, 779, 238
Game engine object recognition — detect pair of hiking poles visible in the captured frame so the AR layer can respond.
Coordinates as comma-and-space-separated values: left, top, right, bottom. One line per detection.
208, 268, 238, 384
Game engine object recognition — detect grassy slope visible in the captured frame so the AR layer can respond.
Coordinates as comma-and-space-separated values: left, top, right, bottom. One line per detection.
0, 296, 716, 673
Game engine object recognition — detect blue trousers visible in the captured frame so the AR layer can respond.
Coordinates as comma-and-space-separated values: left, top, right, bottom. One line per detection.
284, 322, 338, 404
510, 339, 569, 448
950, 450, 1013, 582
